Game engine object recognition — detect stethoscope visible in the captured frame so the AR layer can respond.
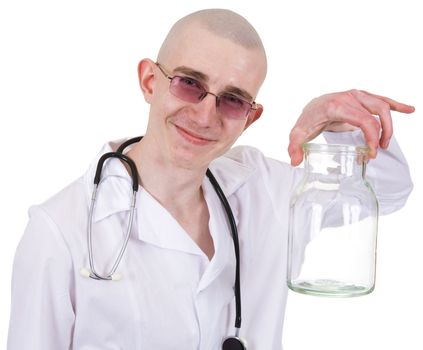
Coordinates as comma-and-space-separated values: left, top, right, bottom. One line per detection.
80, 136, 248, 350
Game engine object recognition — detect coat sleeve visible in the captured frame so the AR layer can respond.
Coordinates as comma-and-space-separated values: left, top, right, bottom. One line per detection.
323, 130, 413, 215
8, 206, 75, 350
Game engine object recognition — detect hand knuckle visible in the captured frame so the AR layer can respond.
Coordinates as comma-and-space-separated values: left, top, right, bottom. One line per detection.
380, 101, 390, 113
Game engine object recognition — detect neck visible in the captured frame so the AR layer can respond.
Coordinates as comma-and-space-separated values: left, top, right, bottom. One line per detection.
126, 135, 215, 260
126, 135, 207, 212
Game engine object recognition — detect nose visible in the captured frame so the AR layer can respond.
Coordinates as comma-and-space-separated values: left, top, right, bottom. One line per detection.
200, 91, 219, 105
192, 92, 220, 127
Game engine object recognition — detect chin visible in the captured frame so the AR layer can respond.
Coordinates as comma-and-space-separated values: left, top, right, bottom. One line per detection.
168, 140, 233, 171
164, 118, 236, 169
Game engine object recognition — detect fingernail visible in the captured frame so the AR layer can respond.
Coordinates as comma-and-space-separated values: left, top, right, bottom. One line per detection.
369, 146, 377, 159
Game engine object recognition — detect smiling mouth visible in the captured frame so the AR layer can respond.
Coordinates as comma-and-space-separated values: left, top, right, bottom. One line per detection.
174, 124, 216, 146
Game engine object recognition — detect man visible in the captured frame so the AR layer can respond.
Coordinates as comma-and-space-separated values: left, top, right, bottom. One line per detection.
8, 8, 413, 350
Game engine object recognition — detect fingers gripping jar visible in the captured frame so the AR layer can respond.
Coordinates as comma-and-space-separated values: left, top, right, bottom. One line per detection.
287, 143, 378, 297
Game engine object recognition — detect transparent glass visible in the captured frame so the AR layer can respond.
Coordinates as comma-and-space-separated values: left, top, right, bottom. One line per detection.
287, 143, 379, 297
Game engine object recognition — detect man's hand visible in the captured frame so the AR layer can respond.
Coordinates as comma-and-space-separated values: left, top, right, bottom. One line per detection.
288, 89, 415, 166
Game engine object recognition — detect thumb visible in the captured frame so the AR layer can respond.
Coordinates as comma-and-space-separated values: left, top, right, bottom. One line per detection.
288, 142, 304, 166
288, 126, 307, 166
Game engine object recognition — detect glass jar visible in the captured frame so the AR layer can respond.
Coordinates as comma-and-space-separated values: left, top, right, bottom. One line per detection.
287, 143, 378, 297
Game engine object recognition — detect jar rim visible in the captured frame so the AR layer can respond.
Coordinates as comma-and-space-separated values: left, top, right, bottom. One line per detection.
303, 142, 369, 154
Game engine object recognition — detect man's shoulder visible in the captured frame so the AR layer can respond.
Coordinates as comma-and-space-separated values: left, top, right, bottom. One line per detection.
221, 145, 266, 164
30, 139, 125, 220
209, 145, 293, 196
210, 145, 266, 179
216, 145, 291, 173
29, 177, 88, 222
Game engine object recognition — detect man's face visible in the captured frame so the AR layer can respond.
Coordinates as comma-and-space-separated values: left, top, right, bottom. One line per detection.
142, 26, 266, 171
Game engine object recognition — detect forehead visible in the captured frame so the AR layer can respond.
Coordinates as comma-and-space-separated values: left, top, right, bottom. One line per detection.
163, 26, 266, 98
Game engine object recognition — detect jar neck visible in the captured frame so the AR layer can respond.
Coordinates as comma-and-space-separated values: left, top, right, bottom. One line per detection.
304, 144, 368, 179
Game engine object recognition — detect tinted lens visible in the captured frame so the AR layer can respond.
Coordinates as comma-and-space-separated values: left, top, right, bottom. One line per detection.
170, 76, 205, 103
169, 75, 252, 119
218, 93, 251, 119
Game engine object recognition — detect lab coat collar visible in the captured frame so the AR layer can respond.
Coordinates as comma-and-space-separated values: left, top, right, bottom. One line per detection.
208, 151, 255, 199
85, 139, 255, 223
197, 177, 236, 292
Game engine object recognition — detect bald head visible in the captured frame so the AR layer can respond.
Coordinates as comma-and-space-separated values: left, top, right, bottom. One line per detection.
157, 9, 267, 72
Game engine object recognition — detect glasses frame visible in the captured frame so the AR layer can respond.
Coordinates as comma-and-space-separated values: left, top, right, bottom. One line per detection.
155, 62, 258, 119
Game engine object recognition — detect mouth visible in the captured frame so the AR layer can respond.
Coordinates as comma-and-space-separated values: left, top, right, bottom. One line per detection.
173, 124, 216, 146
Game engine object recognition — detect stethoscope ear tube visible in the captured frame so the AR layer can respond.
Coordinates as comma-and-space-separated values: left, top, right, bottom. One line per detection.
87, 182, 137, 281
87, 149, 140, 281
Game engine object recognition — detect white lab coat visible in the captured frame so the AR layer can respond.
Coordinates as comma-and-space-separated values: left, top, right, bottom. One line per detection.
8, 131, 413, 350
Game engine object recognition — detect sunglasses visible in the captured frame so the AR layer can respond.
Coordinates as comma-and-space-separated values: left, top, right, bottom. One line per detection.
155, 62, 258, 120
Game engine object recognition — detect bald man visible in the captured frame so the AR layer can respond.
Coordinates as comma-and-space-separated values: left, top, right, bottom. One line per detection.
8, 9, 413, 350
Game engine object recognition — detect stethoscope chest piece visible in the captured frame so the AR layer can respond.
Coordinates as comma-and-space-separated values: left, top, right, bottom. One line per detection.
222, 336, 247, 350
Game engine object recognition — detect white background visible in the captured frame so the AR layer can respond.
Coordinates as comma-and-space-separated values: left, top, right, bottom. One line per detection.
0, 0, 421, 348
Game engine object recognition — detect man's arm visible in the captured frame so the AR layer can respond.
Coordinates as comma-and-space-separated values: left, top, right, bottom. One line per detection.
8, 206, 75, 349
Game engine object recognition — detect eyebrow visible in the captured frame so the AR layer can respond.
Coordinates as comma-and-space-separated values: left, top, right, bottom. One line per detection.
172, 66, 255, 102
224, 86, 254, 102
173, 66, 209, 82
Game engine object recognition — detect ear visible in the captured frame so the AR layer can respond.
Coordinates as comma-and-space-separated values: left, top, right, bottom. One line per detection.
244, 104, 263, 130
137, 58, 156, 104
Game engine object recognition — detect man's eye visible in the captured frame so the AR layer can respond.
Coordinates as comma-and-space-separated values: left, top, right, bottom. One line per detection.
180, 77, 202, 89
222, 94, 244, 106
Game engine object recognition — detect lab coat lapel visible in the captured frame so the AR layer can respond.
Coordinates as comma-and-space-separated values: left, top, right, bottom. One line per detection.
196, 153, 255, 291
206, 150, 256, 229
208, 150, 255, 201
135, 188, 204, 255
197, 178, 234, 292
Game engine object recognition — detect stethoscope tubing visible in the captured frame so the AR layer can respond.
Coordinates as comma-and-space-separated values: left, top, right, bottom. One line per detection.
87, 151, 139, 280
86, 136, 245, 348
206, 169, 242, 329
87, 185, 137, 280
